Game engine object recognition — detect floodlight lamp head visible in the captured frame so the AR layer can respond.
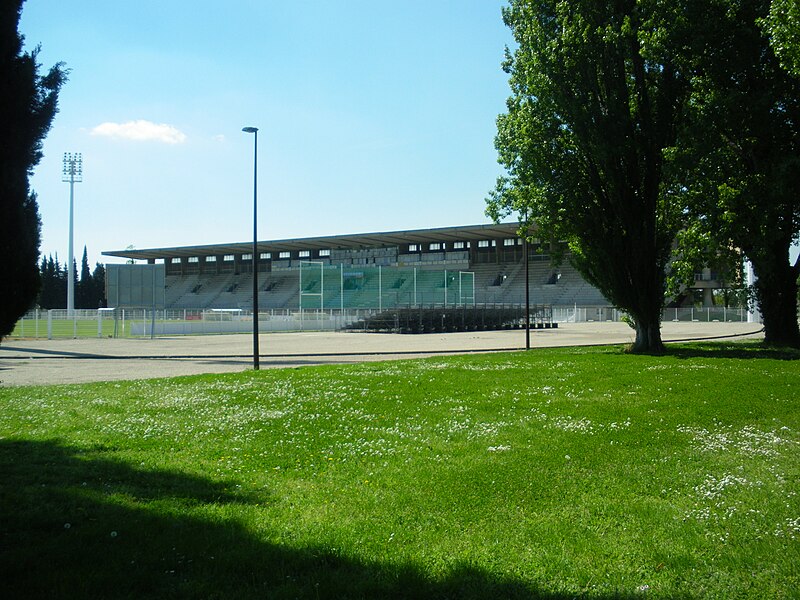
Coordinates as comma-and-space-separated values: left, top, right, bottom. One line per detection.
62, 152, 83, 182
242, 126, 258, 134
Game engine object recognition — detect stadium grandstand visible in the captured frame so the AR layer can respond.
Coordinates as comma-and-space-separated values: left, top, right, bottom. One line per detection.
97, 222, 731, 334
9, 222, 743, 340
102, 223, 611, 312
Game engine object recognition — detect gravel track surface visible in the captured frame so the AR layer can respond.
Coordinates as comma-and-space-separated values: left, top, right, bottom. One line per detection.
0, 322, 763, 386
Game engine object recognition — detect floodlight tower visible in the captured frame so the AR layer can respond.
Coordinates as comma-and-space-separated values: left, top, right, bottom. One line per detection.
62, 153, 83, 315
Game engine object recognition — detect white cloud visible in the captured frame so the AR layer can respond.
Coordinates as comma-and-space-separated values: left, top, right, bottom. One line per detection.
90, 120, 187, 144
212, 134, 226, 143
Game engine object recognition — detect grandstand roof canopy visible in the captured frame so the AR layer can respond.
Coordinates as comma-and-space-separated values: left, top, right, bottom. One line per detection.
102, 222, 524, 261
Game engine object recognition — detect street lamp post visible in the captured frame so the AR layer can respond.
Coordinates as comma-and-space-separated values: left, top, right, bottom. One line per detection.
242, 127, 259, 370
521, 212, 530, 350
62, 153, 83, 316
524, 235, 530, 350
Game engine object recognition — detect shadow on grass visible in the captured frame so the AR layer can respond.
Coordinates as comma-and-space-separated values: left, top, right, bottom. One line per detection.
665, 341, 800, 361
0, 439, 663, 600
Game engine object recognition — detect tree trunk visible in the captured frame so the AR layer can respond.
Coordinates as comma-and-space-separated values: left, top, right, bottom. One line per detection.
754, 260, 800, 348
630, 312, 665, 354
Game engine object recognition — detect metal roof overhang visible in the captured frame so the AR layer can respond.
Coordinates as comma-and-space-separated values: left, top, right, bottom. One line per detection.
102, 222, 527, 262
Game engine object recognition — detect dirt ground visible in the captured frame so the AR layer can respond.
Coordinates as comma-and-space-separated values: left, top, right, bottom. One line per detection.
0, 321, 763, 386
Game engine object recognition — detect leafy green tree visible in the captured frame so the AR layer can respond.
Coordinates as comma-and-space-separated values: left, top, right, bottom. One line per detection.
761, 0, 800, 78
666, 221, 745, 306
674, 0, 800, 346
488, 0, 689, 352
0, 0, 65, 338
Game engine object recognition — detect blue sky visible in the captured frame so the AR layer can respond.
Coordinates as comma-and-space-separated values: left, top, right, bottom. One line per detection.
20, 1, 799, 270
20, 1, 514, 267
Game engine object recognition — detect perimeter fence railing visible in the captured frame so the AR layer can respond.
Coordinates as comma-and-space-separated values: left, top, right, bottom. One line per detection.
7, 305, 755, 340
557, 306, 752, 324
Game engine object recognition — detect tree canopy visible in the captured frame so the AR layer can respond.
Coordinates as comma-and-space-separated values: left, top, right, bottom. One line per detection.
674, 0, 800, 346
488, 0, 689, 352
0, 0, 65, 338
762, 0, 800, 78
490, 0, 800, 349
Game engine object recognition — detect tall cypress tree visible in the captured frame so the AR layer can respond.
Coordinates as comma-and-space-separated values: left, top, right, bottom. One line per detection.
0, 0, 66, 338
54, 256, 67, 309
92, 262, 106, 308
77, 246, 91, 308
37, 255, 50, 308
37, 254, 63, 309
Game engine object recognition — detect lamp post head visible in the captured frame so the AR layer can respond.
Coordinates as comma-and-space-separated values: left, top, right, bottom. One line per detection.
242, 126, 258, 134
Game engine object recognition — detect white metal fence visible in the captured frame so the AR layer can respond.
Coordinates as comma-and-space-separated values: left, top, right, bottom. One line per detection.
7, 305, 755, 340
555, 306, 752, 324
8, 308, 375, 339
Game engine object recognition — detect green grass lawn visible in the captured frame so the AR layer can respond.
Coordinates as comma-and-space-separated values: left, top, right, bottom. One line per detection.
10, 317, 124, 339
1, 342, 798, 599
